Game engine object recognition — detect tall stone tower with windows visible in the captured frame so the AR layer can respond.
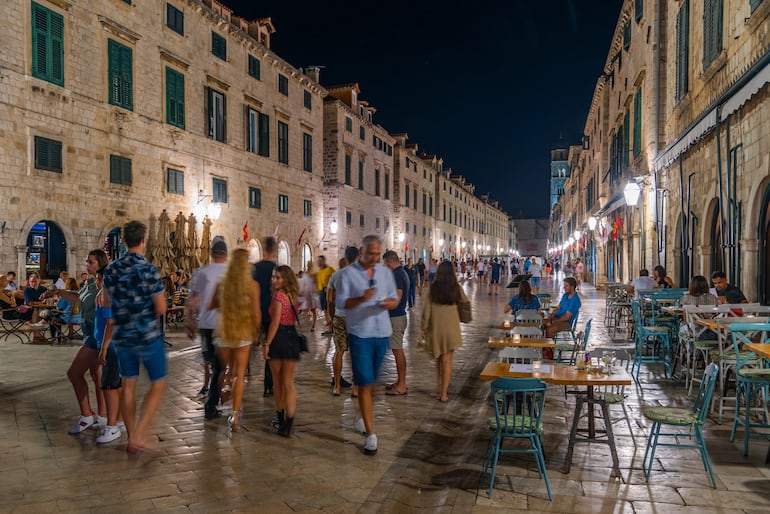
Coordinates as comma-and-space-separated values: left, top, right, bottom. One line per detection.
550, 144, 570, 210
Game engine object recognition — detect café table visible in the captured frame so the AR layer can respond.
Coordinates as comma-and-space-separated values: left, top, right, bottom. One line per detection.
496, 321, 542, 330
487, 336, 554, 348
480, 362, 632, 477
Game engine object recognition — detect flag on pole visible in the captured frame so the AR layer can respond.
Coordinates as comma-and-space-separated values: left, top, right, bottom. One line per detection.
242, 221, 248, 242
296, 227, 306, 247
273, 225, 279, 239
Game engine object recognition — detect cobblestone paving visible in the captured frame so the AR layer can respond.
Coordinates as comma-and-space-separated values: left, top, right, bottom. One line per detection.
1, 275, 769, 513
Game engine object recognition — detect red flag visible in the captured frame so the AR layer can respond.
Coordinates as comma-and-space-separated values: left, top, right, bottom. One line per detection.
296, 227, 307, 247
243, 221, 248, 242
611, 213, 623, 241
404, 242, 409, 252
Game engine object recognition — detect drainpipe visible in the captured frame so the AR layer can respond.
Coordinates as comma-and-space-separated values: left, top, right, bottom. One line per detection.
687, 172, 696, 278
715, 105, 727, 274
678, 157, 687, 283
652, 0, 662, 266
725, 116, 733, 282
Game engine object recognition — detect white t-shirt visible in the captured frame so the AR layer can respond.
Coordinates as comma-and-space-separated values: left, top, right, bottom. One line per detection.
477, 261, 485, 272
529, 263, 541, 276
189, 262, 227, 329
55, 278, 66, 289
630, 276, 658, 298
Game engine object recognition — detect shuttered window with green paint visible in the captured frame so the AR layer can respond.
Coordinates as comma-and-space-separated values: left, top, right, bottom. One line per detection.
633, 88, 642, 158
166, 67, 185, 128
703, 0, 723, 68
109, 155, 132, 186
31, 2, 64, 86
675, 0, 689, 101
34, 136, 62, 173
108, 39, 133, 110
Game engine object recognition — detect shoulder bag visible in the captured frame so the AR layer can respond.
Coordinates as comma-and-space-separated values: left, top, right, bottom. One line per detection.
289, 302, 309, 353
457, 297, 473, 323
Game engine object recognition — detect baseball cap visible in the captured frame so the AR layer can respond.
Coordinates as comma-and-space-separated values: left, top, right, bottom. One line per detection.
211, 237, 227, 256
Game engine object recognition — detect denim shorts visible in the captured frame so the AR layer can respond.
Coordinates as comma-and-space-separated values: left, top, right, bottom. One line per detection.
81, 319, 97, 350
348, 335, 388, 386
115, 338, 167, 382
530, 276, 541, 287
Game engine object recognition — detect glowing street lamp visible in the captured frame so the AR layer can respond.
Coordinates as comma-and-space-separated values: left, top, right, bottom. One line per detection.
588, 216, 597, 230
624, 181, 642, 206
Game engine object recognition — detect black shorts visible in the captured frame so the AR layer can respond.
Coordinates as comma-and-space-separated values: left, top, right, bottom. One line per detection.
101, 345, 122, 390
268, 325, 301, 361
319, 288, 328, 310
200, 328, 216, 364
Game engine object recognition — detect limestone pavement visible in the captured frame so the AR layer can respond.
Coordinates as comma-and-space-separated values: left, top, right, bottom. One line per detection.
1, 274, 769, 513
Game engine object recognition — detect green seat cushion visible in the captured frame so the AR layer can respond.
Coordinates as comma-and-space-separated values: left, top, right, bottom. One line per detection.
710, 349, 754, 362
642, 326, 671, 333
737, 368, 770, 379
642, 406, 700, 425
601, 392, 626, 404
554, 344, 575, 351
693, 340, 720, 350
488, 416, 543, 434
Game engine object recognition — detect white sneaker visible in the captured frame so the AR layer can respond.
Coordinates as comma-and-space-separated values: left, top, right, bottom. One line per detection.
354, 417, 366, 435
94, 415, 108, 428
116, 421, 126, 433
68, 415, 94, 434
96, 426, 121, 444
364, 434, 378, 455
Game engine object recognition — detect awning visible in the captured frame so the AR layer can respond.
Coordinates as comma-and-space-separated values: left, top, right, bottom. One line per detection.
594, 190, 627, 217
653, 108, 717, 171
721, 59, 770, 120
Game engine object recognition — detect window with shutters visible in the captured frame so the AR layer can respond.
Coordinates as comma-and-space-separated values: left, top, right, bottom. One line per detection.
346, 210, 352, 226
345, 117, 352, 132
384, 172, 390, 199
422, 193, 427, 214
360, 214, 365, 228
206, 88, 226, 142
278, 74, 288, 95
166, 4, 184, 35
212, 32, 226, 60
405, 184, 410, 207
303, 133, 312, 172
34, 136, 62, 173
108, 40, 133, 110
622, 110, 630, 170
278, 194, 289, 213
751, 0, 763, 13
249, 187, 261, 209
212, 178, 227, 203
374, 169, 380, 196
359, 126, 365, 140
246, 108, 269, 157
248, 55, 260, 80
165, 67, 185, 128
429, 196, 433, 216
344, 155, 351, 185
413, 189, 417, 210
303, 199, 312, 217
633, 88, 642, 157
167, 168, 184, 195
303, 90, 311, 109
703, 0, 723, 68
358, 161, 364, 190
277, 121, 289, 164
31, 2, 64, 86
635, 0, 643, 22
623, 20, 631, 50
109, 155, 132, 186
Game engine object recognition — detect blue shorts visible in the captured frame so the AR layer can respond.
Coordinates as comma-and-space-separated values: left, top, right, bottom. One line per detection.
530, 277, 540, 287
348, 335, 388, 386
115, 338, 167, 382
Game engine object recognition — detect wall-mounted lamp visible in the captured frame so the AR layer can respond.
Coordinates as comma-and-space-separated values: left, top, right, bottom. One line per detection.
439, 238, 444, 247
195, 189, 221, 220
398, 233, 405, 243
588, 216, 597, 230
573, 230, 581, 240
623, 181, 642, 207
330, 220, 338, 234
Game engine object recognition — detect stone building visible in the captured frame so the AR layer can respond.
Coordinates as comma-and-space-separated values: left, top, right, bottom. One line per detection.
2, 0, 326, 278
321, 83, 395, 263
553, 0, 770, 301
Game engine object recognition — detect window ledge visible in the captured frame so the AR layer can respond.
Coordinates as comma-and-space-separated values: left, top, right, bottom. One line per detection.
701, 51, 727, 83
98, 16, 141, 43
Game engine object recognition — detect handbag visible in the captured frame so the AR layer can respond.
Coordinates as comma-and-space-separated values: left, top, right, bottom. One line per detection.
458, 298, 472, 323
289, 303, 309, 353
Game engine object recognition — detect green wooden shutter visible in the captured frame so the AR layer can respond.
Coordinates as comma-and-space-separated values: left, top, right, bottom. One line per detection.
623, 111, 630, 170
635, 0, 643, 22
32, 4, 49, 78
676, 1, 689, 100
49, 9, 64, 84
175, 71, 184, 127
108, 40, 132, 109
32, 3, 64, 86
258, 112, 269, 156
633, 88, 642, 157
50, 139, 62, 171
110, 155, 120, 183
165, 68, 184, 128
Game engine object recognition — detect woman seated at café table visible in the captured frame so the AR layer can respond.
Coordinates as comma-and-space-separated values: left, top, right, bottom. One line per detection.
44, 277, 81, 339
0, 274, 33, 321
680, 275, 719, 340
503, 280, 541, 315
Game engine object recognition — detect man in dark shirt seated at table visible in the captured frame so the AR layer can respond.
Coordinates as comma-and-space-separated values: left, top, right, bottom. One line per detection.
710, 271, 748, 304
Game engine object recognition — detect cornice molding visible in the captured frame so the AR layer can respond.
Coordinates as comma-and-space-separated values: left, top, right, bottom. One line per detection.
98, 15, 141, 44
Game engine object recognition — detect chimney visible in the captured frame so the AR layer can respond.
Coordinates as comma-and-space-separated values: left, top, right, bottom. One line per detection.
306, 66, 321, 83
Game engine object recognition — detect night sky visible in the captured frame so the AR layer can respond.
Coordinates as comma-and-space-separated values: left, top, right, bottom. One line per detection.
226, 1, 624, 218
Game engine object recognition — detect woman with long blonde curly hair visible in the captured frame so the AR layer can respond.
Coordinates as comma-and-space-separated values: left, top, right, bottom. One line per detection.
263, 265, 301, 436
214, 249, 261, 431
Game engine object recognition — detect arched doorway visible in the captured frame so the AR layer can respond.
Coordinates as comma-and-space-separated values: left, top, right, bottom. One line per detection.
26, 220, 67, 279
709, 205, 724, 276
301, 243, 312, 271
277, 240, 290, 266
104, 226, 125, 262
247, 239, 261, 263
758, 185, 770, 305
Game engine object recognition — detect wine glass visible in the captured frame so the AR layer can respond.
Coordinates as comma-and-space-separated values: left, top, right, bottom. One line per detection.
601, 354, 616, 374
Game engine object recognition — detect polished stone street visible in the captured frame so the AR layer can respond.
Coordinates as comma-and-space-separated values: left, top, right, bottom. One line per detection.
1, 275, 769, 513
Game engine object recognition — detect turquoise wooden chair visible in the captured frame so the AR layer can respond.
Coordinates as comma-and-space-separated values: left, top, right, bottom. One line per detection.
483, 377, 551, 500
631, 301, 672, 380
728, 322, 770, 456
556, 318, 592, 365
642, 363, 718, 488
